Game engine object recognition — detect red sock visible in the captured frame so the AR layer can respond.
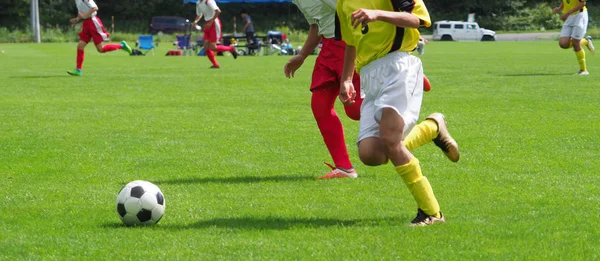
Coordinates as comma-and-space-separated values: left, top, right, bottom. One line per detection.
206, 49, 219, 67
215, 45, 233, 53
311, 87, 353, 170
101, 44, 121, 53
76, 49, 84, 70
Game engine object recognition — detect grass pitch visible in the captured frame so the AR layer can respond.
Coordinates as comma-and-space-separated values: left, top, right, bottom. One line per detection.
0, 41, 599, 260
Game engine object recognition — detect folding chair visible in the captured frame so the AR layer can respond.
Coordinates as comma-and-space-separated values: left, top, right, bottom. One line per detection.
176, 34, 193, 56
137, 35, 156, 56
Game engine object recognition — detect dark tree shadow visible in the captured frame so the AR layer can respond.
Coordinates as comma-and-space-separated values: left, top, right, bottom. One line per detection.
161, 216, 406, 230
154, 175, 315, 185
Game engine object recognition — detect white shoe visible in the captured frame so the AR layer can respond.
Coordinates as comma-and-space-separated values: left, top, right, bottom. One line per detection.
577, 70, 590, 75
586, 36, 595, 55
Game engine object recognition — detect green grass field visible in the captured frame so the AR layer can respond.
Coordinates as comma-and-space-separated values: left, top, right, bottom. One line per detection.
0, 41, 599, 260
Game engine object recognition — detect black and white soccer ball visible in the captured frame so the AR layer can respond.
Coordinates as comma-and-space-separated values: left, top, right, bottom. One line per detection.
116, 180, 165, 226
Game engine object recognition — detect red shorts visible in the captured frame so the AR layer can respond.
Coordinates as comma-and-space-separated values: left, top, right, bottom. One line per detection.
78, 17, 110, 45
311, 38, 361, 94
203, 18, 222, 43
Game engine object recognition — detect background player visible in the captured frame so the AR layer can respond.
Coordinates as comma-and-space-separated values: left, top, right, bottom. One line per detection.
337, 0, 452, 226
67, 0, 132, 76
554, 0, 594, 75
285, 0, 363, 179
193, 0, 238, 69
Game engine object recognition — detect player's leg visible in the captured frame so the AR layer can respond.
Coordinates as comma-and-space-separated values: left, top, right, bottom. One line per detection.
404, 113, 460, 162
68, 21, 92, 76
402, 66, 458, 161
558, 22, 573, 49
584, 36, 595, 54
203, 25, 219, 68
368, 53, 442, 225
205, 41, 219, 68
88, 16, 131, 55
572, 38, 588, 74
572, 14, 589, 75
213, 19, 238, 59
68, 40, 88, 76
310, 52, 356, 179
312, 87, 357, 179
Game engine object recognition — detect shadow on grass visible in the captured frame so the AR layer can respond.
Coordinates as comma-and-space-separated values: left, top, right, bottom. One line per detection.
154, 175, 314, 185
503, 72, 573, 77
162, 216, 405, 230
10, 75, 70, 79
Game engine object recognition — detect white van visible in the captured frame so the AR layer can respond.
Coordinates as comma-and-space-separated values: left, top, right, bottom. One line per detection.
432, 21, 496, 41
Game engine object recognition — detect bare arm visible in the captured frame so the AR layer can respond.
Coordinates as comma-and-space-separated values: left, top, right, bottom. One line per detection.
243, 19, 251, 32
339, 45, 357, 105
298, 24, 320, 58
351, 9, 420, 29
76, 7, 98, 21
341, 45, 356, 83
553, 2, 564, 14
193, 15, 203, 25
209, 9, 221, 22
283, 24, 320, 78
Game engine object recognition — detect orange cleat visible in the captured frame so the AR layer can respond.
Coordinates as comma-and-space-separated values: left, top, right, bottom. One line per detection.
317, 162, 358, 179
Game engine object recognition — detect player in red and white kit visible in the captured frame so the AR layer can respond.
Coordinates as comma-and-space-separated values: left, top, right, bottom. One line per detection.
192, 0, 238, 69
67, 0, 132, 76
285, 0, 362, 179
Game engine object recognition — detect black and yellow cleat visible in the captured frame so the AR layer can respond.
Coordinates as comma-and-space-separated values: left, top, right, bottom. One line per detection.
410, 208, 445, 227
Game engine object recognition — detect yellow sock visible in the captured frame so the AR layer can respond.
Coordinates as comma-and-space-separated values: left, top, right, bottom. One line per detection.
404, 119, 438, 151
395, 157, 440, 217
581, 38, 589, 48
576, 49, 586, 71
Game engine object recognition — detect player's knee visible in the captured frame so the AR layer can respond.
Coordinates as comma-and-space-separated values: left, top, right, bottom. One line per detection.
359, 149, 387, 166
559, 42, 570, 49
344, 105, 360, 121
358, 139, 388, 166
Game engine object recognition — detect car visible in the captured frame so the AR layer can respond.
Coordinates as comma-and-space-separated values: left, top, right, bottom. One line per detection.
432, 21, 496, 41
149, 16, 187, 34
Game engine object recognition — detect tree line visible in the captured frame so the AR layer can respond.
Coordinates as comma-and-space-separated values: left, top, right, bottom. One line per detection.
0, 0, 597, 33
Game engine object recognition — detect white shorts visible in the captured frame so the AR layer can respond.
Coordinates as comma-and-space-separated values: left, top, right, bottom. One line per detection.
560, 10, 588, 40
357, 51, 424, 143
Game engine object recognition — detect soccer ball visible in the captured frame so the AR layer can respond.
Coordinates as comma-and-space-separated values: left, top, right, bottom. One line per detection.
116, 180, 165, 226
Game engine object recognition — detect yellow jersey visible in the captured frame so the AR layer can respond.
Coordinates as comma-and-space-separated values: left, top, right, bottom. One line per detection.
562, 0, 587, 14
336, 0, 430, 71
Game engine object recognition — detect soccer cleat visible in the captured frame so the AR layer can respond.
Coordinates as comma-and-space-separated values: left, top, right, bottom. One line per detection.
121, 41, 133, 55
423, 75, 431, 92
231, 47, 238, 59
67, 69, 82, 76
410, 208, 445, 227
210, 65, 220, 69
426, 113, 460, 162
577, 70, 589, 75
586, 36, 595, 55
317, 162, 358, 179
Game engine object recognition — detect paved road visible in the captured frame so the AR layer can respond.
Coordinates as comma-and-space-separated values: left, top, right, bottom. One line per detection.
423, 32, 560, 41
495, 32, 559, 41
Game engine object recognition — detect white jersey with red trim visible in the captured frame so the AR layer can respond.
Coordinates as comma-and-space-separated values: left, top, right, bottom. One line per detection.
292, 0, 336, 38
196, 0, 220, 21
75, 0, 98, 18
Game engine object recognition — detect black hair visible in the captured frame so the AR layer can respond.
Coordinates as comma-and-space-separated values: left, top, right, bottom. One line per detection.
240, 9, 248, 14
